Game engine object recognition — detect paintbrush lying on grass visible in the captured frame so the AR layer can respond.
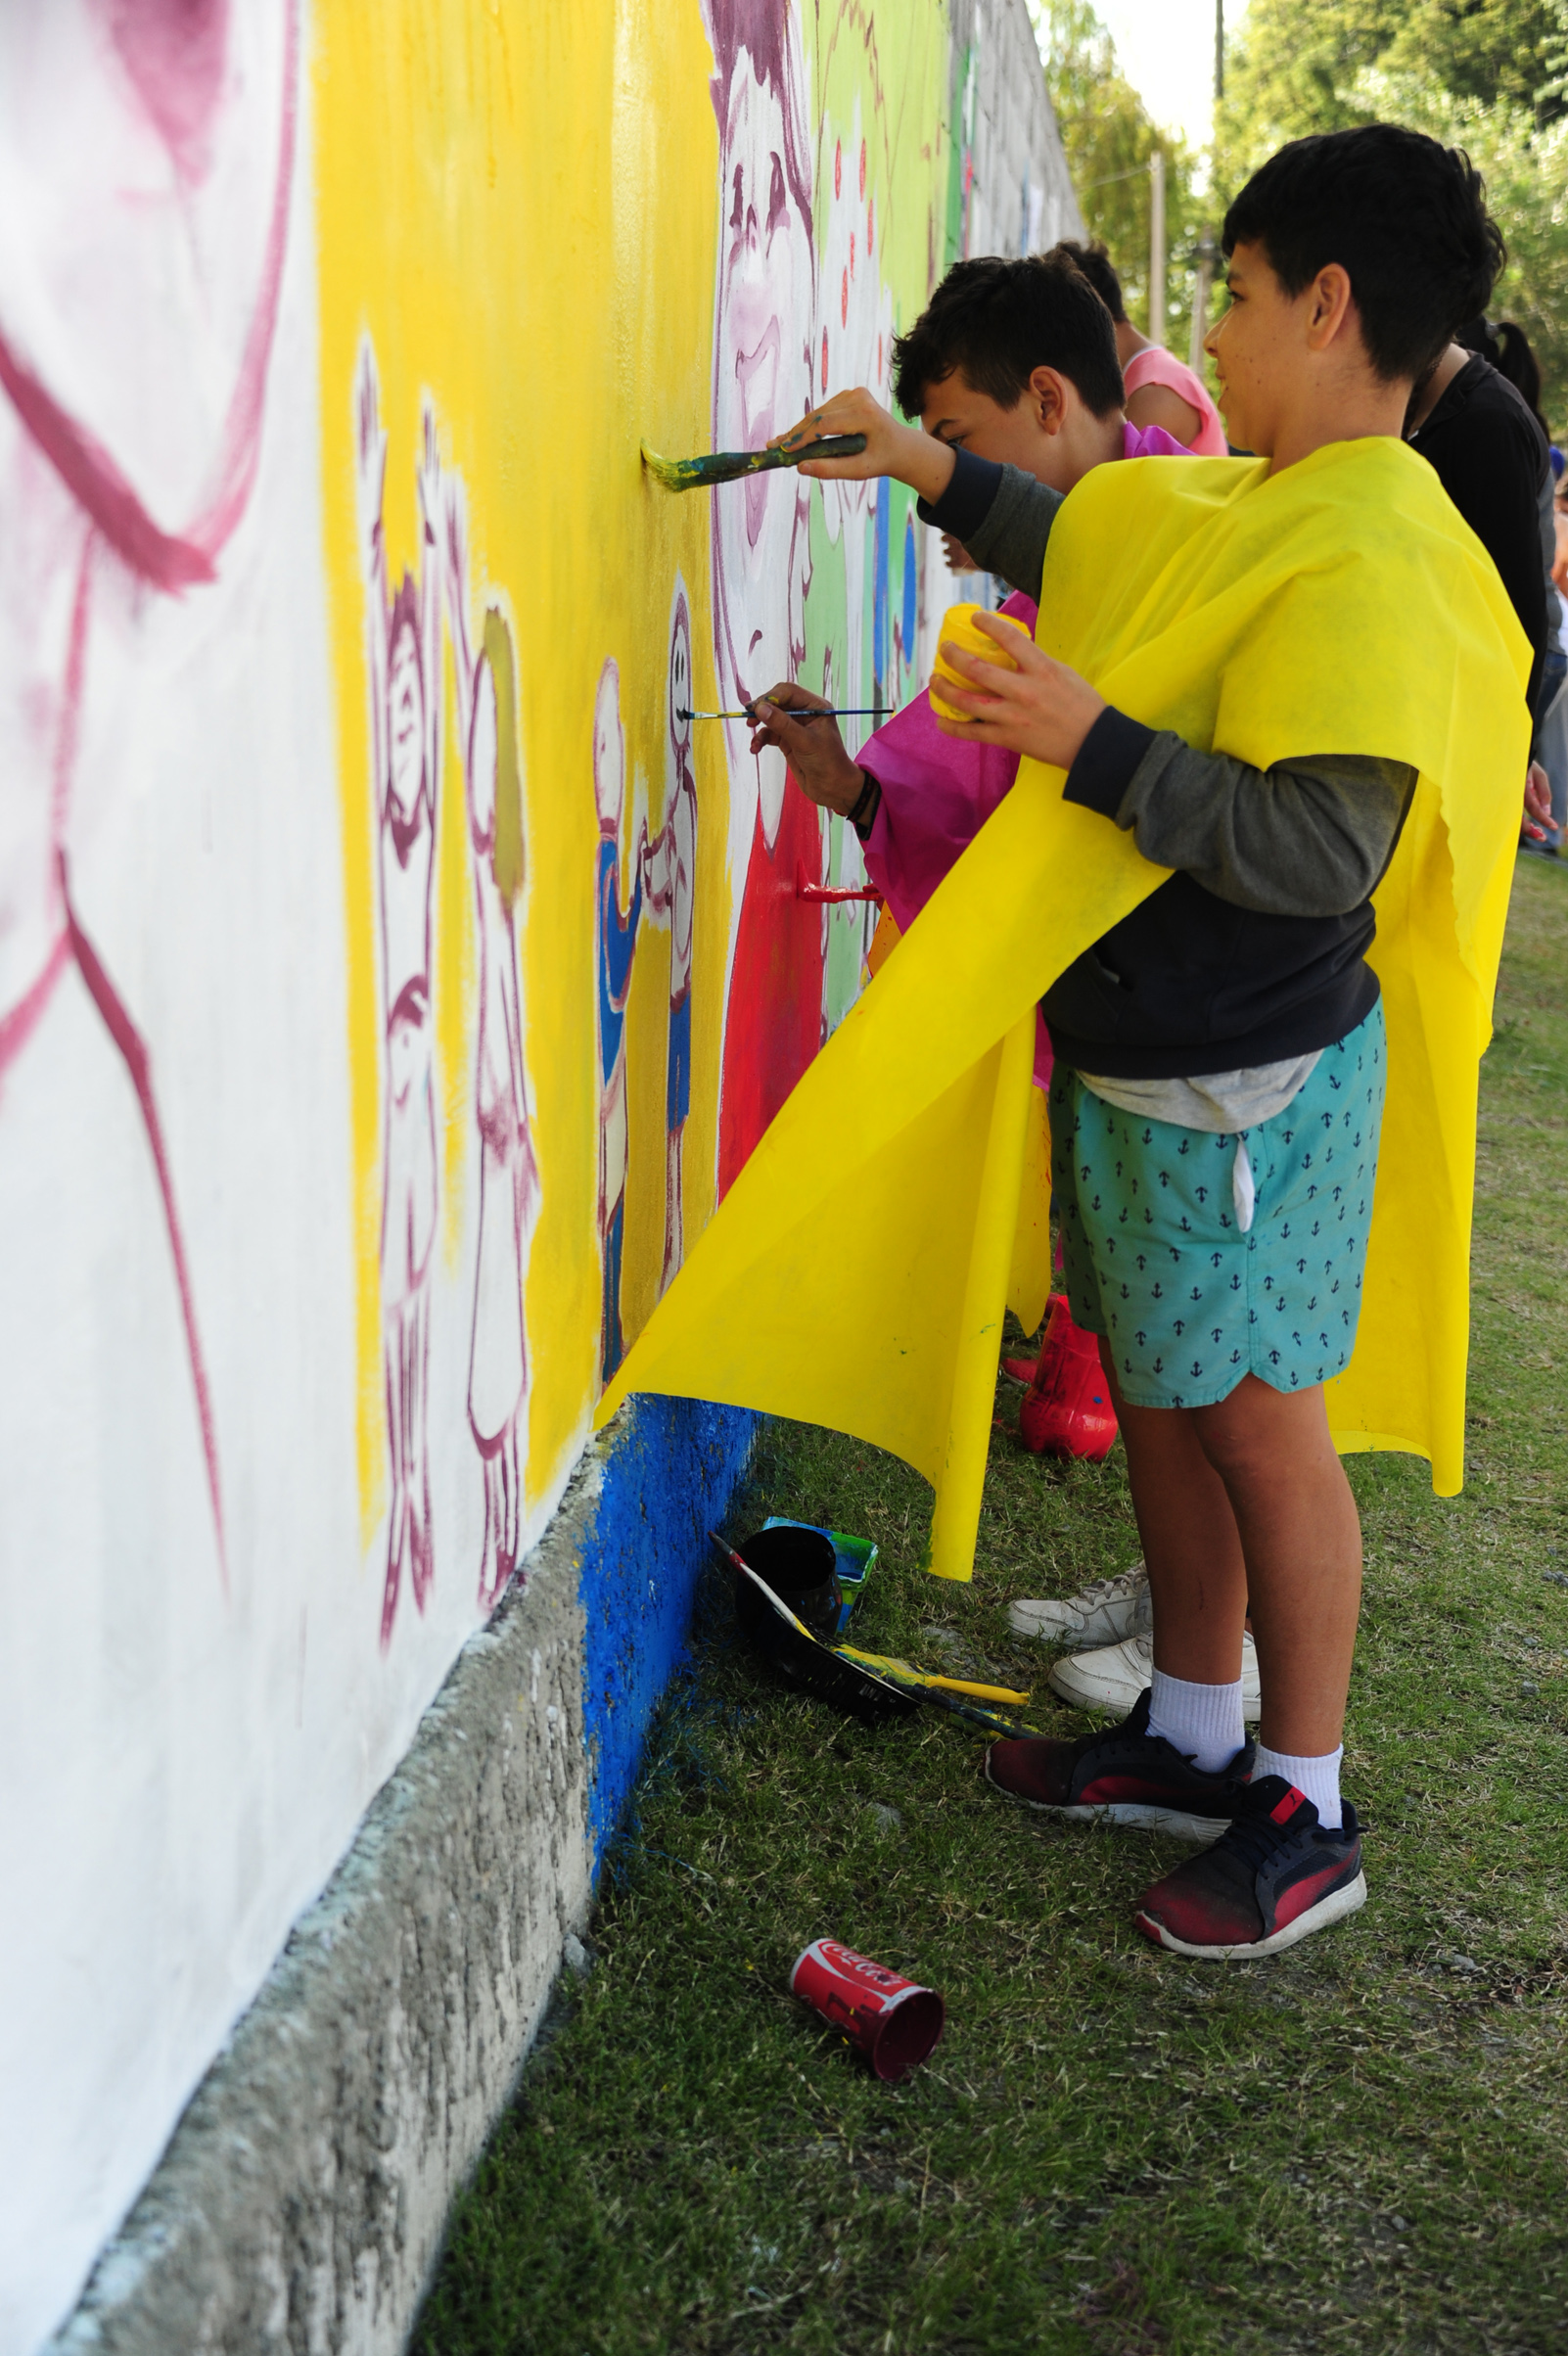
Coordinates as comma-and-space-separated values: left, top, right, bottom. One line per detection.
712, 1534, 1038, 1740
641, 434, 867, 489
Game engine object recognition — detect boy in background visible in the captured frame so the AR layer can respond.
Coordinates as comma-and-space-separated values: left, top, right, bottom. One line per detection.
747, 253, 1184, 961
1051, 237, 1228, 456
747, 253, 1188, 1471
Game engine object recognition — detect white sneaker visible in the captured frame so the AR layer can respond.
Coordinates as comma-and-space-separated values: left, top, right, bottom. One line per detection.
1047, 1630, 1263, 1721
1008, 1564, 1151, 1651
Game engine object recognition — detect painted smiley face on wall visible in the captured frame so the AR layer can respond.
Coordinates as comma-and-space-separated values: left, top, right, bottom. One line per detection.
669, 596, 693, 757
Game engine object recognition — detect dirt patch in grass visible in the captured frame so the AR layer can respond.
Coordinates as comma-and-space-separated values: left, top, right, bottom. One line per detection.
414, 861, 1568, 2356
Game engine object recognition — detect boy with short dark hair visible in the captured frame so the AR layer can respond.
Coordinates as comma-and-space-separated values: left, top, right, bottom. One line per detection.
890, 250, 1127, 444
747, 250, 1184, 921
766, 124, 1523, 1956
746, 250, 1189, 1463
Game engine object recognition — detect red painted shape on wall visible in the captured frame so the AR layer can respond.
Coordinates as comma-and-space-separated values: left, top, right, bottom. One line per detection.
716, 781, 824, 1199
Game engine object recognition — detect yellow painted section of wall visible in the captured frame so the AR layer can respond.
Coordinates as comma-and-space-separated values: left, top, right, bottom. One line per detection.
313, 0, 724, 1545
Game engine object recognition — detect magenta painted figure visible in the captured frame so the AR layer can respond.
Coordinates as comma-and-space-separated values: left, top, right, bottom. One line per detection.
705, 0, 825, 1196
0, 0, 299, 1585
440, 483, 540, 1612
355, 347, 442, 1645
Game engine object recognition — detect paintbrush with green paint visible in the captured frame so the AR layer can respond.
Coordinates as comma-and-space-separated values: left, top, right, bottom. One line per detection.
641, 433, 867, 489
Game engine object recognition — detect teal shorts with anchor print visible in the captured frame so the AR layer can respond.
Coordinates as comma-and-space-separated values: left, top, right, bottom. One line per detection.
1047, 1004, 1387, 1410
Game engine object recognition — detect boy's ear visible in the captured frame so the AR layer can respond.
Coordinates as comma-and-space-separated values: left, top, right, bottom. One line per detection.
1025, 365, 1072, 435
1305, 263, 1358, 356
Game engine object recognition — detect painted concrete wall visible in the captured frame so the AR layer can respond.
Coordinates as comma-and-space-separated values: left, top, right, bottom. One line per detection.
0, 4, 1076, 2349
44, 1401, 758, 2356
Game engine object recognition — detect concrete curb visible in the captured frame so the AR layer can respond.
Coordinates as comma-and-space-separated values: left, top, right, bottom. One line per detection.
47, 1451, 601, 2356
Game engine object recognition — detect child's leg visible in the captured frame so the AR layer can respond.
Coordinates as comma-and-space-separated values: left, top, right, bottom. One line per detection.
1133, 1376, 1366, 1955
1189, 1375, 1361, 1761
1101, 1345, 1247, 1685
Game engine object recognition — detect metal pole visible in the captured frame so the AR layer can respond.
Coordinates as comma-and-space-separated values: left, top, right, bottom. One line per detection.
1189, 238, 1211, 373
1216, 0, 1224, 103
1149, 150, 1167, 347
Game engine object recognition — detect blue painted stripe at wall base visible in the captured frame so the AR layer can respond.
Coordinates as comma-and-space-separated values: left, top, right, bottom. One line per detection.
579, 1397, 759, 1861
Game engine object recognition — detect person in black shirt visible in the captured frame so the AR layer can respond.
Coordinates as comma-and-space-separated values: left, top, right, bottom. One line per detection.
1407, 338, 1556, 840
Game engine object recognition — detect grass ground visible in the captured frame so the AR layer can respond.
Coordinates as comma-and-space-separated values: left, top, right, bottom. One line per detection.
414, 860, 1568, 2356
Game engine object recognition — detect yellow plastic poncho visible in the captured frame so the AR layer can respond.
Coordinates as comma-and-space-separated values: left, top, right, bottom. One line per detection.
599, 438, 1530, 1578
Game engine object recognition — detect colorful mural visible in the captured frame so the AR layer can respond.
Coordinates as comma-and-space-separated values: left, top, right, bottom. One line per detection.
320, 0, 1077, 1548
0, 2, 1075, 2345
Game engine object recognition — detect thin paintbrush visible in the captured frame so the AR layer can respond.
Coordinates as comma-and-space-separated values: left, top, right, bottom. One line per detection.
677, 704, 894, 724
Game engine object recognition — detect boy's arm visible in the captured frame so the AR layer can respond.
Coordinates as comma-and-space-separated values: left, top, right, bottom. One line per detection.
916, 450, 1064, 598
1066, 711, 1415, 915
775, 389, 1063, 596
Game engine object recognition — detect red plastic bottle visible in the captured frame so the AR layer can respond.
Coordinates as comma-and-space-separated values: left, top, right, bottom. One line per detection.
1007, 1295, 1119, 1462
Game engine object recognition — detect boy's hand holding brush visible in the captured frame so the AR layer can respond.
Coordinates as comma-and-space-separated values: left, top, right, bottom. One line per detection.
744, 683, 873, 819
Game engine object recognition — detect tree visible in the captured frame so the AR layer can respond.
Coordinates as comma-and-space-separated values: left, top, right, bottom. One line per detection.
1217, 0, 1568, 429
1219, 0, 1563, 155
1038, 0, 1207, 364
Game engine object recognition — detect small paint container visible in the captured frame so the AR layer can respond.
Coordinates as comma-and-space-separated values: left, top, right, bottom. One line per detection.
761, 1515, 878, 1633
736, 1522, 842, 1640
791, 1939, 945, 2082
928, 602, 1032, 722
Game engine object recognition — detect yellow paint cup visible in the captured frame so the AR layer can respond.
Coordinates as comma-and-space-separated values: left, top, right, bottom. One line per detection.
928, 603, 1033, 722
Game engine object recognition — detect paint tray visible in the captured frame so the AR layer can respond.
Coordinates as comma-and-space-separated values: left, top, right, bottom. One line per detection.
761, 1516, 877, 1635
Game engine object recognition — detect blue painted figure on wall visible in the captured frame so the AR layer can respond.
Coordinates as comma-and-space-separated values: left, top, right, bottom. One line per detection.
593, 658, 643, 1385
641, 579, 698, 1297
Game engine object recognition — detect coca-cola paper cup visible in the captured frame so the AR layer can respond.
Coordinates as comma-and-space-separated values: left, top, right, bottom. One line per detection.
790, 1939, 945, 2082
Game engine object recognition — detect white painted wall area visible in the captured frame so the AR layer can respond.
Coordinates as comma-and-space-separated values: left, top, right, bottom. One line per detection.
0, 23, 548, 2349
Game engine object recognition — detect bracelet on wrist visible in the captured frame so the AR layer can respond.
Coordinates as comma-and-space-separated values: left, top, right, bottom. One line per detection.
848, 769, 881, 835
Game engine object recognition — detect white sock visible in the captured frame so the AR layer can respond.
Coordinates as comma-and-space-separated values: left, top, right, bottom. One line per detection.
1146, 1668, 1246, 1775
1253, 1742, 1343, 1831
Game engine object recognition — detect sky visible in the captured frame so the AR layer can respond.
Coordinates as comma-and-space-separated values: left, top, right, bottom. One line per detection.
1092, 0, 1249, 149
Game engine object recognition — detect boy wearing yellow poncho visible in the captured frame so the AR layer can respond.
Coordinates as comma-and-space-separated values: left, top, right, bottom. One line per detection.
602, 129, 1530, 1961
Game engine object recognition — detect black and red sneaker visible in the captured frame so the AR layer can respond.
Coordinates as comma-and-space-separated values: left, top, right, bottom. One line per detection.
982, 1689, 1252, 1844
1134, 1777, 1366, 1960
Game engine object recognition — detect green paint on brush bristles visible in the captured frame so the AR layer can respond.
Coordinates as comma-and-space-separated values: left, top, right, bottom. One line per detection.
640, 433, 868, 489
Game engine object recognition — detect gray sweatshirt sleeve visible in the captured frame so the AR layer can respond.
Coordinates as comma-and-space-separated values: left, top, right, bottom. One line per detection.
915, 454, 1415, 913
916, 448, 1063, 597
1065, 707, 1416, 916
